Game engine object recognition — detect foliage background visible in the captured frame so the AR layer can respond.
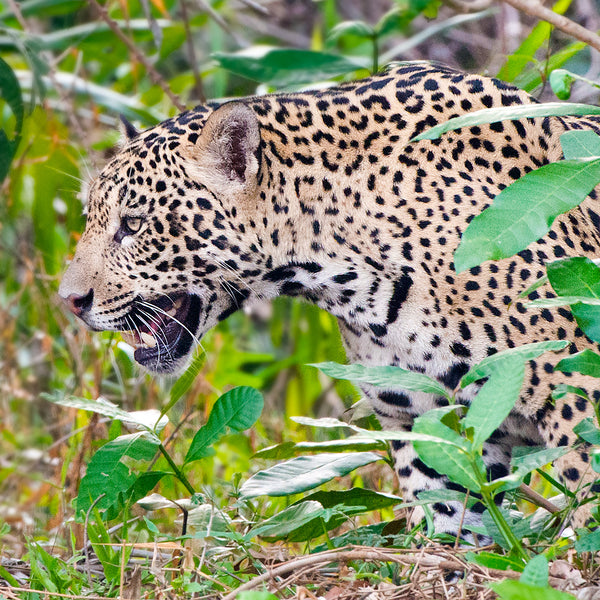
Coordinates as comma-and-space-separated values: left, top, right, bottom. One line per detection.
1, 0, 600, 595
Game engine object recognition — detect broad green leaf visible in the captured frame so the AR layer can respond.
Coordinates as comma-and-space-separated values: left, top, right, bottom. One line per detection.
248, 501, 327, 541
212, 48, 366, 86
454, 158, 600, 273
555, 349, 600, 378
575, 529, 600, 552
520, 554, 549, 587
76, 432, 160, 515
573, 418, 600, 445
375, 8, 402, 37
482, 508, 534, 550
0, 56, 23, 183
254, 436, 387, 460
43, 392, 167, 430
592, 449, 600, 473
547, 258, 600, 342
185, 387, 263, 463
466, 551, 525, 573
552, 384, 588, 401
327, 20, 374, 43
0, 56, 23, 131
292, 415, 467, 446
163, 350, 206, 418
461, 341, 568, 387
237, 593, 279, 600
313, 362, 450, 398
239, 452, 382, 498
551, 69, 600, 101
412, 103, 600, 142
50, 396, 167, 430
299, 488, 401, 511
0, 0, 85, 20
561, 130, 600, 159
491, 579, 575, 600
413, 415, 481, 492
527, 296, 600, 308
505, 446, 571, 487
464, 356, 525, 449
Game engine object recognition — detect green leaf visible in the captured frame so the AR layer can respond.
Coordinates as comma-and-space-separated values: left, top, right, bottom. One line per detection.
185, 387, 263, 463
551, 69, 600, 101
313, 362, 450, 398
552, 384, 588, 401
555, 349, 600, 378
509, 446, 571, 482
76, 432, 160, 516
561, 130, 600, 159
375, 8, 402, 37
573, 418, 600, 445
491, 579, 576, 600
466, 551, 525, 572
327, 20, 374, 43
248, 501, 327, 540
299, 488, 401, 512
454, 158, 600, 273
413, 413, 482, 492
464, 356, 525, 449
239, 452, 382, 498
292, 415, 468, 446
520, 554, 549, 587
254, 436, 387, 460
0, 56, 23, 183
212, 48, 366, 86
527, 295, 600, 308
412, 102, 600, 142
43, 392, 167, 430
575, 529, 600, 552
237, 592, 279, 600
461, 341, 569, 387
547, 258, 600, 342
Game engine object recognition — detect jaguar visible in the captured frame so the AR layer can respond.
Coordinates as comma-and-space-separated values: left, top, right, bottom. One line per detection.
59, 61, 600, 543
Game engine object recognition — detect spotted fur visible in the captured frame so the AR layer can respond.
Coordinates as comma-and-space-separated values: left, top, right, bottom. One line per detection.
60, 62, 600, 542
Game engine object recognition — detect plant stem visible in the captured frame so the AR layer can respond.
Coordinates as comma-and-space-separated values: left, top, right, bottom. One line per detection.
371, 36, 379, 73
159, 444, 196, 496
481, 485, 528, 563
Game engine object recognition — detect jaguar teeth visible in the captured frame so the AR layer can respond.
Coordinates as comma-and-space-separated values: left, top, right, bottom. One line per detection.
141, 332, 157, 347
121, 331, 138, 347
173, 298, 184, 310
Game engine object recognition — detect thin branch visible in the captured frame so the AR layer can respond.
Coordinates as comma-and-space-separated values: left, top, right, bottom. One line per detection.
501, 0, 600, 54
87, 0, 185, 111
179, 0, 206, 104
519, 482, 561, 514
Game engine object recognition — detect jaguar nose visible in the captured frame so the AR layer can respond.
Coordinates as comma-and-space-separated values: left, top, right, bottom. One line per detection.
62, 288, 94, 317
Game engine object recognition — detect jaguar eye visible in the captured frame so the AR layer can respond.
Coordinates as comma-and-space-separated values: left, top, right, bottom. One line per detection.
114, 216, 143, 243
124, 216, 142, 233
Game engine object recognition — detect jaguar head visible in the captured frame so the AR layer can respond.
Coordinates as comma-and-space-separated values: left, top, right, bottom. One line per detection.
59, 103, 264, 374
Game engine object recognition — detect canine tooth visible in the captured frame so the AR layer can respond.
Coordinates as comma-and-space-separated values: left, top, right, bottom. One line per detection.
121, 331, 139, 347
173, 298, 184, 310
141, 332, 157, 347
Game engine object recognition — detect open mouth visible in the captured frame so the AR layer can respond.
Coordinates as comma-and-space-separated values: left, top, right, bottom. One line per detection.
122, 293, 202, 372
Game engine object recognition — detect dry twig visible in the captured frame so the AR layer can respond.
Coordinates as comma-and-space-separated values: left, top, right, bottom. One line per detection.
502, 0, 600, 53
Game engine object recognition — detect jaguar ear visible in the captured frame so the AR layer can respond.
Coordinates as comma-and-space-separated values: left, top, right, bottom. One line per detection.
119, 114, 139, 141
190, 102, 260, 196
